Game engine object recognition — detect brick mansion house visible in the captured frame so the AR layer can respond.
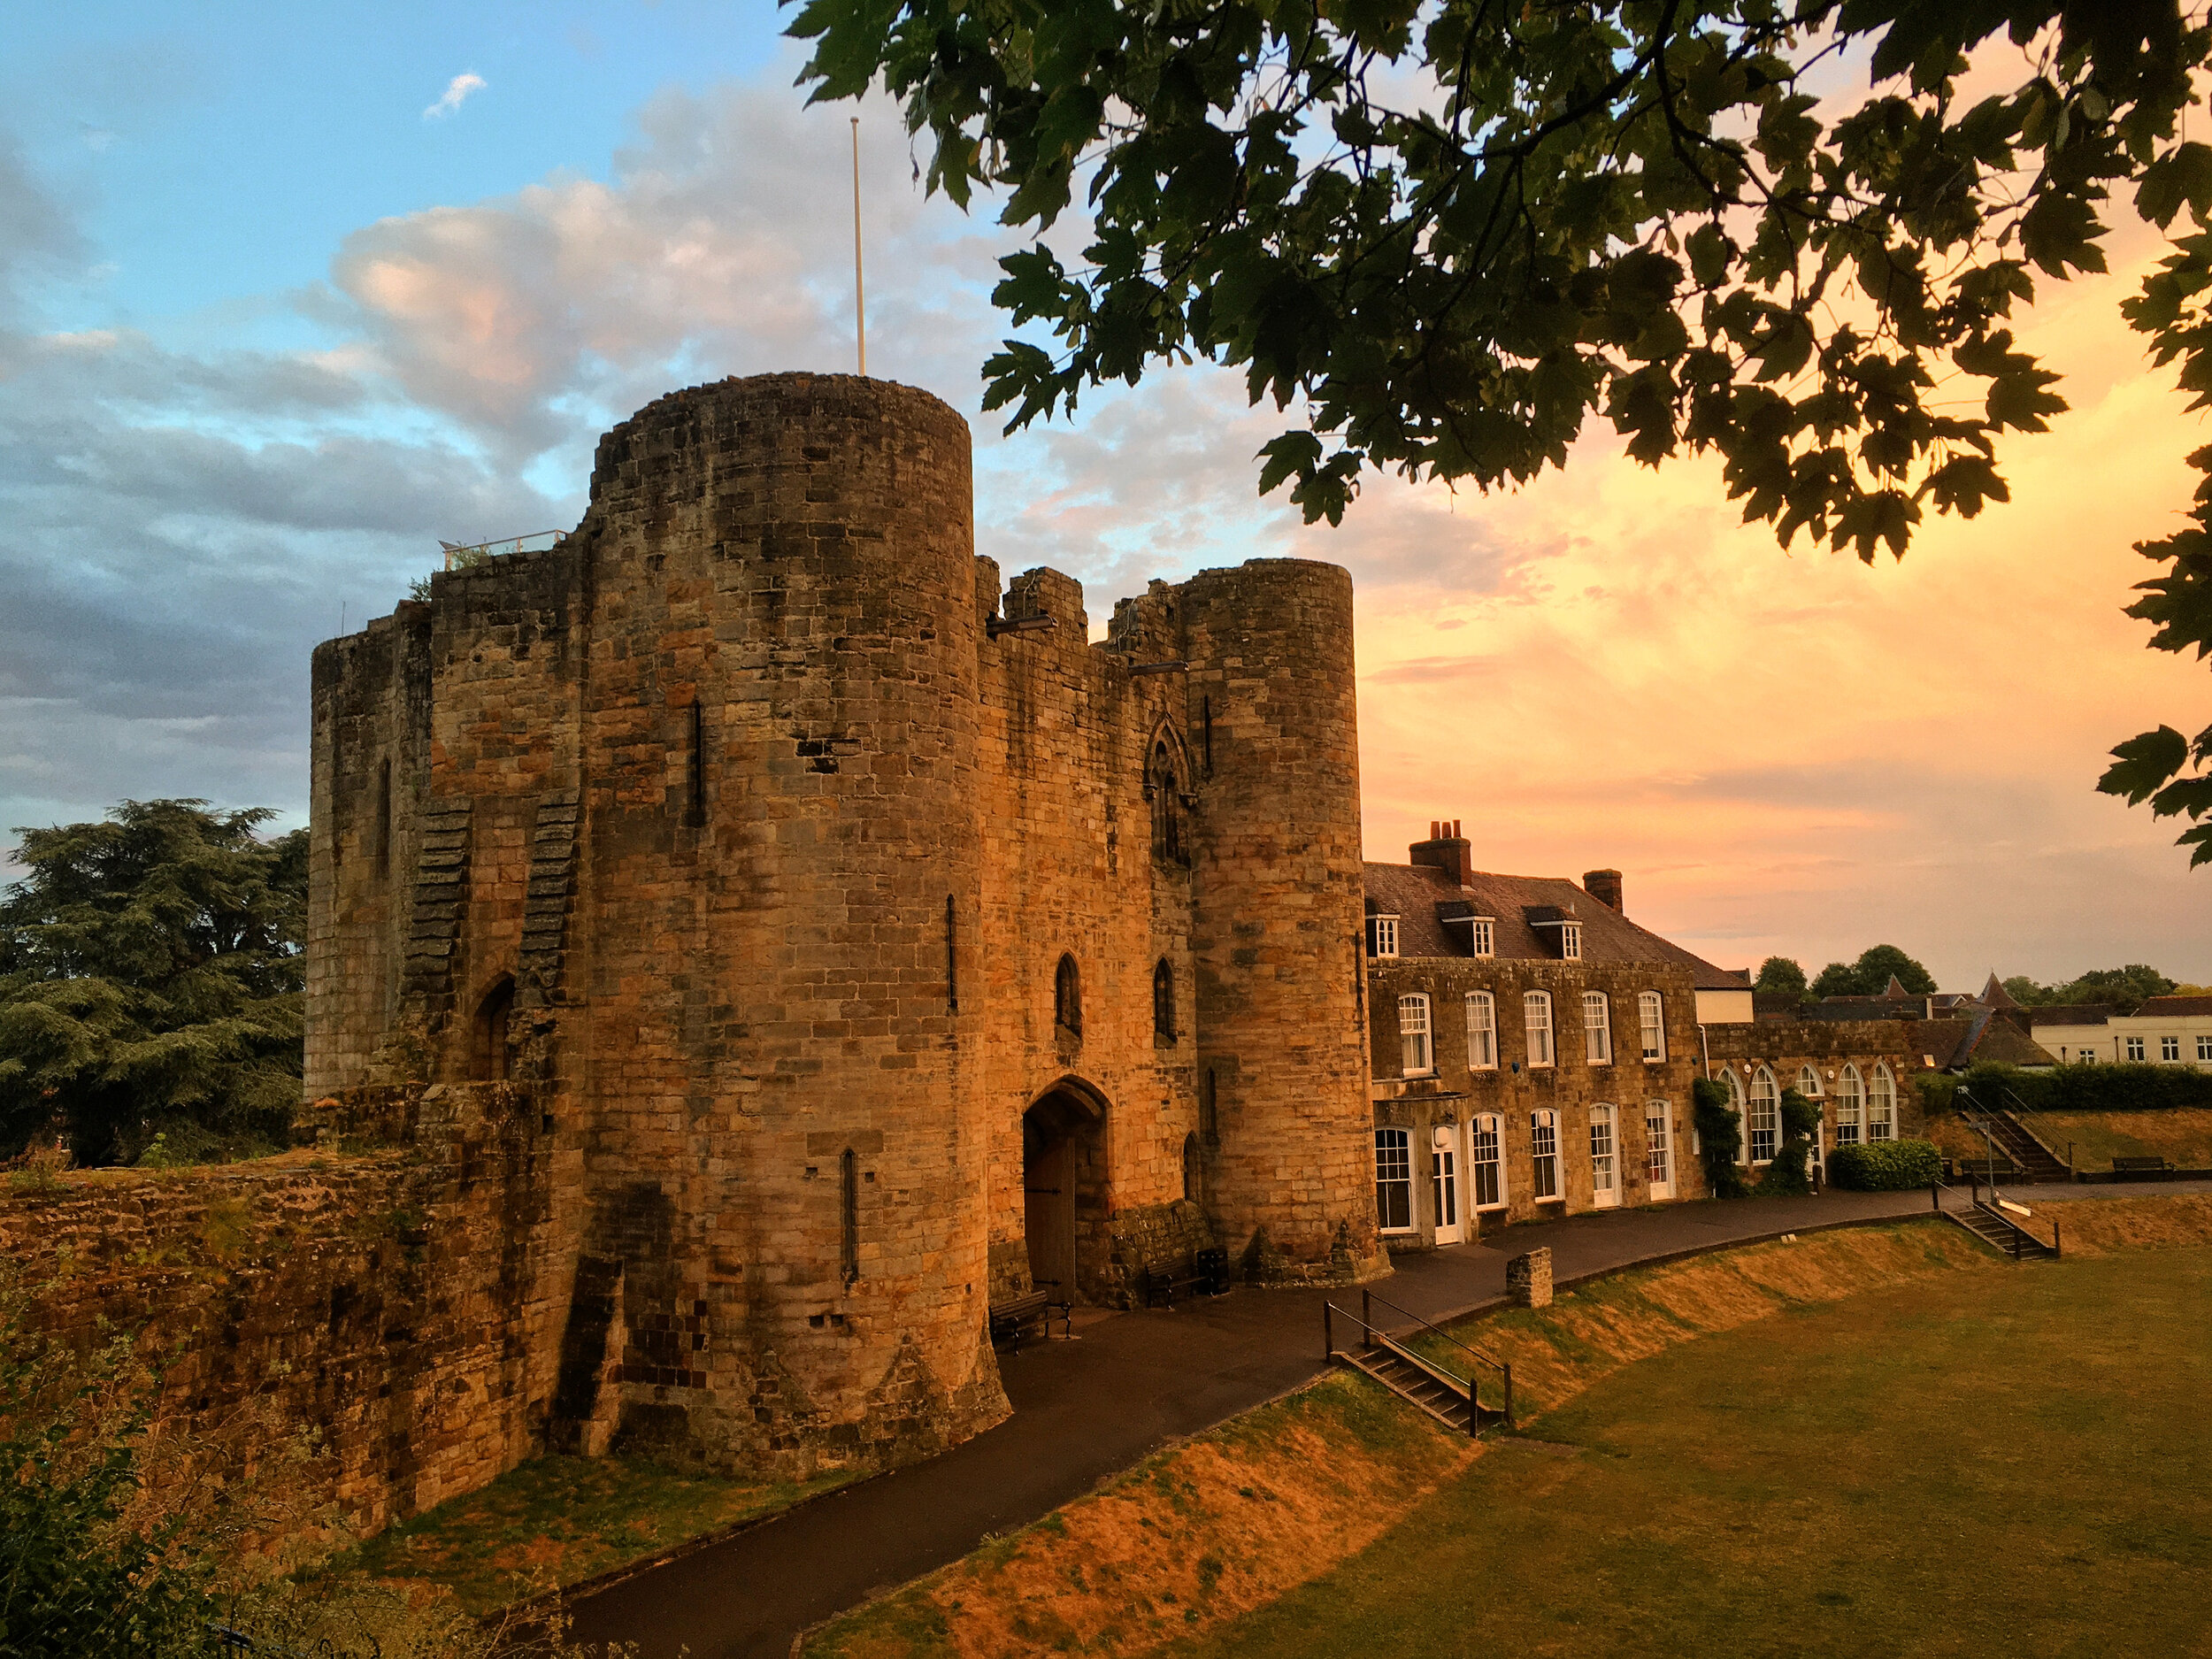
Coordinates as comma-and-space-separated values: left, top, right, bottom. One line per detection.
303, 371, 1927, 1496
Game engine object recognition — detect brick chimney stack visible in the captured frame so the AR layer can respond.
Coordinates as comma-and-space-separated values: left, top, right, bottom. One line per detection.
1584, 869, 1624, 914
1409, 818, 1473, 887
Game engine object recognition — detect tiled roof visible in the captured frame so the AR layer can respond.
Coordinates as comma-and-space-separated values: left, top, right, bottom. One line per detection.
2134, 995, 2212, 1018
2024, 1004, 2116, 1026
1362, 862, 1747, 989
1979, 972, 2023, 1010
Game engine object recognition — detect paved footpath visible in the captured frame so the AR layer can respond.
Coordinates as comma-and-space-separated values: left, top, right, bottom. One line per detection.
565, 1179, 2207, 1658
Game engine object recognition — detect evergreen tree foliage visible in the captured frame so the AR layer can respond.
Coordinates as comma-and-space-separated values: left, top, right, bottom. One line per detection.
790, 1, 2212, 862
0, 800, 306, 1165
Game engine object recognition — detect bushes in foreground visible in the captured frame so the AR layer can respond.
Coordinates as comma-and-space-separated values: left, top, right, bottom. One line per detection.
1829, 1139, 1942, 1191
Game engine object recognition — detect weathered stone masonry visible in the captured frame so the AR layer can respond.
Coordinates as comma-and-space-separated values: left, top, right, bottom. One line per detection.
303, 373, 1386, 1499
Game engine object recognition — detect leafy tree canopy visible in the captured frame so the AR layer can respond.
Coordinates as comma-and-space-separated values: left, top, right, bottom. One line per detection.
0, 800, 306, 1166
1754, 955, 1808, 997
791, 0, 2212, 862
1808, 942, 1935, 996
1999, 962, 2177, 1011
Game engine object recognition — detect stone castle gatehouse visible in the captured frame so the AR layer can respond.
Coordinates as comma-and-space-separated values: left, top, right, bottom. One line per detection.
306, 373, 1384, 1479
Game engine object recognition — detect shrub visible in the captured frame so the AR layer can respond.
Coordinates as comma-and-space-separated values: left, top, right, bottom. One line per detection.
1955, 1062, 2212, 1116
1692, 1078, 1747, 1197
1828, 1138, 1942, 1191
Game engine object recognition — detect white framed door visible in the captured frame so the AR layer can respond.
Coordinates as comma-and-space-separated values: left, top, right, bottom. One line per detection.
1646, 1101, 1675, 1200
1431, 1125, 1463, 1244
1590, 1104, 1620, 1209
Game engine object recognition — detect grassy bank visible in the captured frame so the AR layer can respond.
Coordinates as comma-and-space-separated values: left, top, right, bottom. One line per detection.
1175, 1236, 2212, 1657
804, 1217, 2005, 1658
806, 1195, 2212, 1659
331, 1454, 856, 1616
2023, 1108, 2212, 1172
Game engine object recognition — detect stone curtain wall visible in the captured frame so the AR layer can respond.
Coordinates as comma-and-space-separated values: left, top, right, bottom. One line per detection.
973, 563, 1204, 1307
0, 1083, 562, 1539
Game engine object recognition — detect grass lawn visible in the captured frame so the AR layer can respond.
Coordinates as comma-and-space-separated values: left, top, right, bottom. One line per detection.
2023, 1109, 2212, 1173
1171, 1245, 2212, 1659
328, 1453, 857, 1616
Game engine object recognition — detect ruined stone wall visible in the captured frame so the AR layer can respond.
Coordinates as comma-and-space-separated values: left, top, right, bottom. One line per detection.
306, 606, 431, 1095
1366, 958, 1710, 1229
0, 1083, 561, 1536
972, 564, 1202, 1307
1178, 562, 1382, 1283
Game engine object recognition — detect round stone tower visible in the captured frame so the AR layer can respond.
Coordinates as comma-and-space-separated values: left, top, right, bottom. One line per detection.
1179, 559, 1383, 1282
572, 373, 1002, 1473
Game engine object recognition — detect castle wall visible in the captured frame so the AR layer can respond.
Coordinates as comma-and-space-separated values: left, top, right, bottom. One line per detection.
303, 371, 1382, 1498
0, 1084, 562, 1536
972, 565, 1202, 1306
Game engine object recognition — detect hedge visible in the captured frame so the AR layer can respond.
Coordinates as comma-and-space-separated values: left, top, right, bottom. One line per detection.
1827, 1138, 1942, 1191
1953, 1062, 2212, 1115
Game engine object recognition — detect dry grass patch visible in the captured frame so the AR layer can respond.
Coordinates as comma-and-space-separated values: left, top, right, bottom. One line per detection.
1425, 1219, 1996, 1419
331, 1453, 855, 1616
2041, 1190, 2212, 1253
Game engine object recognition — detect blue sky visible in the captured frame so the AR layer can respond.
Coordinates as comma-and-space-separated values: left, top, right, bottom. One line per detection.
4, 4, 2211, 986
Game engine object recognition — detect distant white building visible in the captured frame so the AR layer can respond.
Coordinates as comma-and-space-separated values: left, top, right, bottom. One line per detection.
2029, 995, 2212, 1068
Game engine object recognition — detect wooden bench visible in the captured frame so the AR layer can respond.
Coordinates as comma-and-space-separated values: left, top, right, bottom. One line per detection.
1140, 1245, 1231, 1310
987, 1290, 1071, 1352
2112, 1155, 2173, 1174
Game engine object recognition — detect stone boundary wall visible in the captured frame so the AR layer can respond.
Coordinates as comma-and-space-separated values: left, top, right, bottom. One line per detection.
0, 1081, 565, 1539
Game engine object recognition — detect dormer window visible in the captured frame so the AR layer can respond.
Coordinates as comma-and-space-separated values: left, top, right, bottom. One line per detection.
1439, 908, 1494, 957
1471, 918, 1494, 957
1522, 904, 1581, 960
1368, 916, 1400, 957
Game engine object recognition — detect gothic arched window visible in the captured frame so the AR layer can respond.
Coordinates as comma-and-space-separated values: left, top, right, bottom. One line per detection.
1148, 736, 1187, 864
1153, 958, 1177, 1043
1055, 954, 1082, 1037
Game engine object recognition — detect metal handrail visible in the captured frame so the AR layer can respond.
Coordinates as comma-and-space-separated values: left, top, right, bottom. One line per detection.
441, 528, 568, 567
1323, 1294, 1515, 1432
1358, 1286, 1510, 1380
1932, 1178, 2061, 1258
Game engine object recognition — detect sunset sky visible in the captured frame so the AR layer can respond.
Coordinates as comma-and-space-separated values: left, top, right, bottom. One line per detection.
4, 2, 2209, 989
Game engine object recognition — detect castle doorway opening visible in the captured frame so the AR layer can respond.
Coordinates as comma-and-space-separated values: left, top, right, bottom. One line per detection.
1023, 1085, 1105, 1304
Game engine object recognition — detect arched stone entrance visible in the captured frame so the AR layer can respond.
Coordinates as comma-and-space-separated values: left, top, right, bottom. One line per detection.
1023, 1079, 1108, 1304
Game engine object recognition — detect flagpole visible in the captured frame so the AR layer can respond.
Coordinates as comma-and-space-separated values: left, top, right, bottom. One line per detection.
851, 117, 867, 377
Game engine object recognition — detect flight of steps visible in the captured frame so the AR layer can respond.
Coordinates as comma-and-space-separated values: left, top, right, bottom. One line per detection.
1963, 1110, 2071, 1183
1945, 1198, 2061, 1260
1335, 1338, 1507, 1435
